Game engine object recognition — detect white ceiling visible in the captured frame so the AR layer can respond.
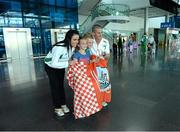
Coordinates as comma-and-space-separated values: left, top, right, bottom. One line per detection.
78, 0, 178, 18
130, 7, 174, 18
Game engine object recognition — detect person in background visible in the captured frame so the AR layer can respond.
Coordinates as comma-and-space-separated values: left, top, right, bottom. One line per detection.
122, 38, 125, 44
148, 34, 156, 54
113, 43, 117, 56
117, 34, 123, 55
44, 29, 79, 117
141, 33, 148, 54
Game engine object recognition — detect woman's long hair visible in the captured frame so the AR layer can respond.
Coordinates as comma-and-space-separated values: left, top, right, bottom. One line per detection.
50, 29, 79, 51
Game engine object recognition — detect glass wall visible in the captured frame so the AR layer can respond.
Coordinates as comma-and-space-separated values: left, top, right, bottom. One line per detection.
0, 0, 78, 59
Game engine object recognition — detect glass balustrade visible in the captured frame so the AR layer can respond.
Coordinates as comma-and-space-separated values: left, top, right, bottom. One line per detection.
79, 3, 129, 40
91, 3, 130, 20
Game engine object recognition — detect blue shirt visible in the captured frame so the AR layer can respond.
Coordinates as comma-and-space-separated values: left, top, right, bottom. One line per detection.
73, 50, 91, 64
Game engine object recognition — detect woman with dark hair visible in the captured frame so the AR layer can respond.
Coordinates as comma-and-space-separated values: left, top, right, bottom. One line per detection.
44, 29, 79, 117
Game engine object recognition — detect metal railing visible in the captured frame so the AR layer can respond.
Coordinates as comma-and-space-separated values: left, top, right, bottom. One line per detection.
79, 3, 129, 34
91, 3, 130, 20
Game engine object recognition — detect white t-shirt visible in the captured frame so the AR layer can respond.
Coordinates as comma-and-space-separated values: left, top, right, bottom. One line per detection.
148, 36, 155, 44
44, 44, 74, 69
91, 38, 110, 56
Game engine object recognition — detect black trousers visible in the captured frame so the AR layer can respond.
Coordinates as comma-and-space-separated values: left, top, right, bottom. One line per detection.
45, 64, 66, 108
118, 46, 123, 55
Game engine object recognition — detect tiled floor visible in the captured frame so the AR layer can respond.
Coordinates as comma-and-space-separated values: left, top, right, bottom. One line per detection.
0, 48, 180, 131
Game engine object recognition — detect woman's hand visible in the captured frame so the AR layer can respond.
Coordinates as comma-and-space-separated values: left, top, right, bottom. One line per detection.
69, 59, 77, 65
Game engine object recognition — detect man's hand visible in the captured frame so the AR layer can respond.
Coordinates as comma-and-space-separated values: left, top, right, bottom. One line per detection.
103, 54, 110, 60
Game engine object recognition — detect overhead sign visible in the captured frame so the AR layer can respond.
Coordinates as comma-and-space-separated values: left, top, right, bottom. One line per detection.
149, 0, 179, 15
160, 22, 175, 28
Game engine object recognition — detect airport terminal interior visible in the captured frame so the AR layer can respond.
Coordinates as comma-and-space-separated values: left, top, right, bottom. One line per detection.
0, 0, 180, 131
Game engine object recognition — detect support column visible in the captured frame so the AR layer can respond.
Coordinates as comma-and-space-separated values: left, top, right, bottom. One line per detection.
165, 12, 170, 49
165, 12, 170, 22
144, 7, 149, 34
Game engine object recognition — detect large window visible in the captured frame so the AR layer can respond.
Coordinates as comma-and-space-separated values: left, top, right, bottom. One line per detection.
0, 0, 78, 60
0, 28, 6, 60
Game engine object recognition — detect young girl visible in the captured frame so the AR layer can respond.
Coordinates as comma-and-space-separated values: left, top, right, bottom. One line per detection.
67, 36, 102, 119
73, 37, 91, 64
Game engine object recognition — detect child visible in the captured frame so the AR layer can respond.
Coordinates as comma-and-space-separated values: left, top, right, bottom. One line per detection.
83, 33, 111, 107
67, 35, 102, 119
82, 32, 104, 62
83, 32, 94, 49
73, 37, 91, 64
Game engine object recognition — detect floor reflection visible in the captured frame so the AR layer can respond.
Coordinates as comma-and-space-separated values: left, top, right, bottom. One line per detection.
0, 62, 9, 81
0, 47, 180, 130
7, 59, 36, 86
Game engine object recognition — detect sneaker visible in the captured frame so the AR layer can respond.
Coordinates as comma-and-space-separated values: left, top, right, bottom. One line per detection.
54, 108, 64, 117
102, 102, 108, 107
61, 105, 70, 113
